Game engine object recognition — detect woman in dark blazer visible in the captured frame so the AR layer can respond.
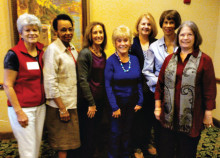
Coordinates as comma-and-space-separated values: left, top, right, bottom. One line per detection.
130, 13, 158, 156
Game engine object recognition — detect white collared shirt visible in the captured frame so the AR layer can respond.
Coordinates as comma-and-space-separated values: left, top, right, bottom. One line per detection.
43, 38, 78, 109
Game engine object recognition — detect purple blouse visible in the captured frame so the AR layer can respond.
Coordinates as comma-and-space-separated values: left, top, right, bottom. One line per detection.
89, 53, 106, 100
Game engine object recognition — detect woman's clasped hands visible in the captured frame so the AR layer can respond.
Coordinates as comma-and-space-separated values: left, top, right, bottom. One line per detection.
59, 108, 70, 122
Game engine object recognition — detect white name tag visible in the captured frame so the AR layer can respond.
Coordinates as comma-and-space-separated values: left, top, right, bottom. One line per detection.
26, 62, 40, 70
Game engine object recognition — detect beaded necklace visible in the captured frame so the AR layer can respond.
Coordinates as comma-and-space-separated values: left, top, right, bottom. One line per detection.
115, 52, 131, 72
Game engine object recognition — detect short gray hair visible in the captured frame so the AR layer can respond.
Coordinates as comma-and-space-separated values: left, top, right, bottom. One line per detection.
17, 13, 42, 34
112, 25, 132, 47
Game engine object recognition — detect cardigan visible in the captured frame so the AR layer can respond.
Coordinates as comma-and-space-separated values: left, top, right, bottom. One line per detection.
77, 48, 106, 106
131, 36, 157, 93
155, 48, 216, 137
131, 36, 157, 70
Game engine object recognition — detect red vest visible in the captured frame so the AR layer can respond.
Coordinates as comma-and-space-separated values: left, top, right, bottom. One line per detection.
8, 40, 45, 107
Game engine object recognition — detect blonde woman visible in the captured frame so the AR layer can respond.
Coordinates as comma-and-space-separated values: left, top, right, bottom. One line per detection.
105, 25, 143, 158
131, 13, 158, 156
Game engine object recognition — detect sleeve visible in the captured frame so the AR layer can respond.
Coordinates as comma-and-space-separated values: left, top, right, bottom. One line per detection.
154, 57, 169, 101
43, 46, 60, 99
77, 49, 95, 106
104, 57, 119, 112
136, 57, 144, 106
201, 55, 216, 110
4, 50, 19, 71
142, 47, 158, 88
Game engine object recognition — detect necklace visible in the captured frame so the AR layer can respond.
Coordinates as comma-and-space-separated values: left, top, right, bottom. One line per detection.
115, 52, 131, 72
89, 46, 102, 57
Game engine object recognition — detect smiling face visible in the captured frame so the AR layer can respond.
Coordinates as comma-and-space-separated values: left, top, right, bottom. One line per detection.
115, 37, 131, 55
56, 20, 73, 45
138, 17, 152, 37
162, 18, 176, 36
20, 25, 39, 44
179, 25, 195, 51
91, 24, 104, 46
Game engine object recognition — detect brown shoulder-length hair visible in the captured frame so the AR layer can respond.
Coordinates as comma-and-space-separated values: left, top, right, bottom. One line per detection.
159, 10, 181, 30
134, 13, 158, 38
83, 22, 107, 50
176, 21, 202, 49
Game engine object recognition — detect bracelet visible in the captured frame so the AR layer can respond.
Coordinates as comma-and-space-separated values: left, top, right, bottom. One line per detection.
59, 109, 67, 115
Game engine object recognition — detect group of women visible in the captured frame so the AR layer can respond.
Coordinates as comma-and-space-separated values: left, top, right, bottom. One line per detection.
3, 9, 216, 158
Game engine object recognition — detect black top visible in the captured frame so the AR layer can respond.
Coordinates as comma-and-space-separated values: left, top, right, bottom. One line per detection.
130, 36, 157, 70
4, 50, 19, 71
130, 36, 157, 93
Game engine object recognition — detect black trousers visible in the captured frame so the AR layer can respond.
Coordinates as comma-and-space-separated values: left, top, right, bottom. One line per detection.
131, 89, 161, 154
158, 127, 200, 158
77, 99, 106, 158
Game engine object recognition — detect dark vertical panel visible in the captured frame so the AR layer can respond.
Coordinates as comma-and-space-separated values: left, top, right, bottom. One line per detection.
10, 0, 19, 46
82, 0, 88, 36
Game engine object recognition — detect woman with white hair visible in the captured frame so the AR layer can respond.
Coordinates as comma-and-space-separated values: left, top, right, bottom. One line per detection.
105, 25, 143, 158
3, 13, 45, 158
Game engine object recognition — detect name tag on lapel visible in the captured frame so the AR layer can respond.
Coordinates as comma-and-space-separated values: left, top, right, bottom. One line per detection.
27, 62, 40, 70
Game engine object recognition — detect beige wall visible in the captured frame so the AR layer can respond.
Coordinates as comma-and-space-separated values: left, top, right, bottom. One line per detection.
89, 0, 220, 119
214, 4, 220, 78
0, 0, 219, 132
90, 0, 220, 58
213, 6, 220, 120
0, 0, 12, 132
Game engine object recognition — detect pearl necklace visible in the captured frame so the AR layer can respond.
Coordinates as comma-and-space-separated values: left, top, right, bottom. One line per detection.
115, 52, 131, 72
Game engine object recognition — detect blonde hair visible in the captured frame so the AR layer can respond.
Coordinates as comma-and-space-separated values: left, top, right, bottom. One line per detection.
134, 13, 158, 38
112, 25, 132, 47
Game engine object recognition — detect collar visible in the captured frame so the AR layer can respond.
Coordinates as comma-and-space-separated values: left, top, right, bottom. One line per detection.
53, 38, 75, 53
158, 36, 178, 47
16, 39, 44, 55
175, 47, 200, 58
158, 36, 165, 47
